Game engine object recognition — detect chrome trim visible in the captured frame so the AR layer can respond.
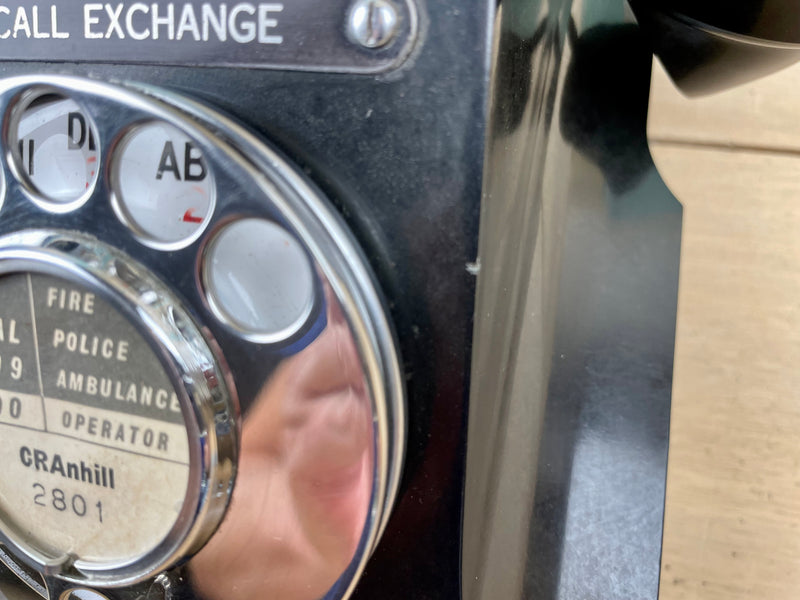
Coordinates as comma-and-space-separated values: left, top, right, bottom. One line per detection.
128, 77, 407, 597
198, 219, 317, 345
0, 230, 238, 588
129, 78, 407, 555
0, 545, 47, 599
107, 121, 217, 252
0, 74, 405, 600
4, 88, 100, 215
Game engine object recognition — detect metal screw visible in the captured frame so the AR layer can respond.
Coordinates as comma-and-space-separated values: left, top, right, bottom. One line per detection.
347, 0, 399, 49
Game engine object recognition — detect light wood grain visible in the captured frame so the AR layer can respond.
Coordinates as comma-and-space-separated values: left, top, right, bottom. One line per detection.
650, 61, 800, 600
649, 60, 800, 152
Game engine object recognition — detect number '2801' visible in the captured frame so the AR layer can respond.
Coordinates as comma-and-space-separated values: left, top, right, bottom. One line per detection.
33, 484, 104, 523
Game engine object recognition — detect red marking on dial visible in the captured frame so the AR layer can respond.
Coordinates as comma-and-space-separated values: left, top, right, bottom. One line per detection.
183, 209, 204, 224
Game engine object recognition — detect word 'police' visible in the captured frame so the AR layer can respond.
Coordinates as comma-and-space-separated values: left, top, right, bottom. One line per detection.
0, 3, 284, 44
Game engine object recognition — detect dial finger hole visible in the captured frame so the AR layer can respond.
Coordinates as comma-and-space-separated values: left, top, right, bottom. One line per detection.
110, 121, 216, 250
8, 90, 100, 212
202, 218, 316, 343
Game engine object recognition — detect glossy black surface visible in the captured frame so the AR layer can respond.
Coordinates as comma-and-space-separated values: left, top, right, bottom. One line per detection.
464, 2, 680, 599
630, 0, 800, 95
641, 0, 800, 42
528, 21, 680, 593
532, 18, 679, 593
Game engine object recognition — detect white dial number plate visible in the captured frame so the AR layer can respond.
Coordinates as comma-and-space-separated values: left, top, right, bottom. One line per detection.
0, 273, 190, 567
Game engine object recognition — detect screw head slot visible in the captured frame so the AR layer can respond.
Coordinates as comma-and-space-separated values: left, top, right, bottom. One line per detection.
347, 0, 399, 49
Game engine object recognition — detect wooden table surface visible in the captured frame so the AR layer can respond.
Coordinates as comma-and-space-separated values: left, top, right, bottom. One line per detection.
649, 61, 800, 599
